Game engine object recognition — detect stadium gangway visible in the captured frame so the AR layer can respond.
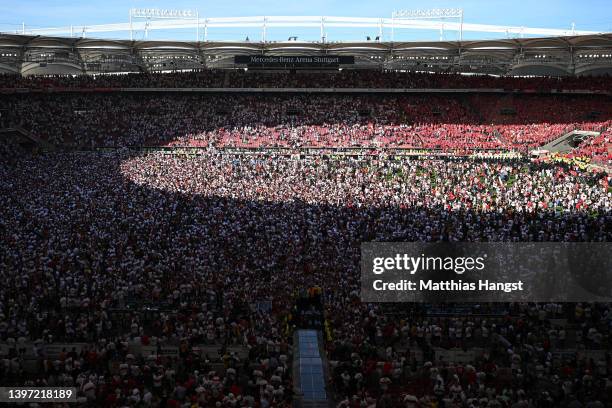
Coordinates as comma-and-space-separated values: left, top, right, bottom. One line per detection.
293, 330, 329, 408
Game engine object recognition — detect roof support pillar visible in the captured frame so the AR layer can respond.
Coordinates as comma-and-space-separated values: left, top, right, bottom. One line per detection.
262, 16, 267, 43
320, 16, 325, 42
459, 10, 463, 41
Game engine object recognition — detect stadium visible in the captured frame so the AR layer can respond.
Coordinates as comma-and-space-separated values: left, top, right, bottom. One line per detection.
0, 2, 611, 407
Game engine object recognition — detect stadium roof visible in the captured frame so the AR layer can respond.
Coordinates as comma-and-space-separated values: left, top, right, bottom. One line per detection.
0, 33, 611, 76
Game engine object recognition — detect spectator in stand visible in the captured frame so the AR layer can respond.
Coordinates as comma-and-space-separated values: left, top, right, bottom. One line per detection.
1, 70, 611, 91
1, 93, 611, 157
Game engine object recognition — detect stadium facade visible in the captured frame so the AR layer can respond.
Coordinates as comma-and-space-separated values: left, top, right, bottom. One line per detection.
0, 33, 611, 77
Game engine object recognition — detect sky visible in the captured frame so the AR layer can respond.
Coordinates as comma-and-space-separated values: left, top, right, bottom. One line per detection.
0, 0, 610, 42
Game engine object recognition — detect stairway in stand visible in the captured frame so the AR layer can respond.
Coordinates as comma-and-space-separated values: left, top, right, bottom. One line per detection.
292, 330, 331, 408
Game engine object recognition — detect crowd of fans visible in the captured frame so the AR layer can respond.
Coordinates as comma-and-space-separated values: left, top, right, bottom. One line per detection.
330, 302, 612, 408
1, 93, 610, 157
565, 128, 612, 166
1, 147, 611, 406
0, 71, 226, 90
0, 70, 611, 91
1, 71, 611, 406
226, 71, 612, 92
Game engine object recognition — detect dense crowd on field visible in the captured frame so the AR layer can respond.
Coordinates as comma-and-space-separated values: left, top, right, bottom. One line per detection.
0, 147, 611, 406
1, 93, 611, 163
1, 79, 611, 406
0, 70, 611, 91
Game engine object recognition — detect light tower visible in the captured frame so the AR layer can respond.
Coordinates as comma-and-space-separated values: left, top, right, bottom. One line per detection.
128, 8, 200, 41
391, 8, 464, 41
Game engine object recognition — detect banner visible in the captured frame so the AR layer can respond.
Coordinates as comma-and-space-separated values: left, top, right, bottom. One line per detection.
234, 55, 354, 68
